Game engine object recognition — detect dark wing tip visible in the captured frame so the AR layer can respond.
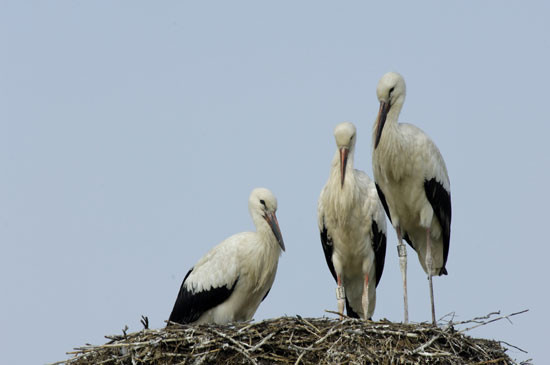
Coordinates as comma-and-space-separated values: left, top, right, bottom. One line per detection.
375, 183, 392, 224
320, 220, 337, 283
424, 178, 452, 269
168, 269, 239, 325
371, 220, 387, 288
345, 298, 360, 319
261, 287, 271, 302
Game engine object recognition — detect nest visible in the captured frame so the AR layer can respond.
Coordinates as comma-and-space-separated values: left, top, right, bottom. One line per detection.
54, 311, 530, 365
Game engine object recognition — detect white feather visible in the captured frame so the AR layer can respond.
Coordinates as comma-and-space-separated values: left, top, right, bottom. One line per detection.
372, 72, 450, 276
175, 188, 284, 324
318, 122, 386, 319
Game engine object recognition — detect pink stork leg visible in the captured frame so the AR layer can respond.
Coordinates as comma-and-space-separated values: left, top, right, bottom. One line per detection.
396, 227, 409, 323
336, 274, 345, 319
426, 228, 436, 326
361, 273, 370, 320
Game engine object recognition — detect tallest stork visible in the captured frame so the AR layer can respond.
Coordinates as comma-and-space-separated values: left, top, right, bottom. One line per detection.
372, 72, 452, 325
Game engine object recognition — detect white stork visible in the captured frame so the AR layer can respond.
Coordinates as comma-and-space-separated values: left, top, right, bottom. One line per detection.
168, 188, 285, 325
372, 72, 452, 325
318, 122, 387, 320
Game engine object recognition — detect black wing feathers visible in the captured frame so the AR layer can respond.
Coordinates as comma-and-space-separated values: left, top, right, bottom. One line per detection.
376, 183, 417, 252
424, 178, 452, 275
371, 220, 386, 287
168, 268, 238, 325
403, 232, 415, 251
345, 298, 360, 319
375, 183, 392, 224
322, 220, 360, 318
320, 220, 337, 282
261, 288, 271, 302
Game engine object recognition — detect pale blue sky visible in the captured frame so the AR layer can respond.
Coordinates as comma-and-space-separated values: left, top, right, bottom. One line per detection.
2, 1, 549, 364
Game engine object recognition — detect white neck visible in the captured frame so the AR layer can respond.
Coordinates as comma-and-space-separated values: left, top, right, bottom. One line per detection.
373, 98, 410, 182
245, 218, 281, 292
325, 149, 358, 226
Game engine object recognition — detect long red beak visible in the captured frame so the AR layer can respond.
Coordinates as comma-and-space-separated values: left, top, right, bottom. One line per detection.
264, 212, 285, 251
339, 147, 349, 188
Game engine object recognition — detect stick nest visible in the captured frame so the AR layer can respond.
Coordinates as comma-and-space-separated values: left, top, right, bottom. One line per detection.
55, 313, 529, 365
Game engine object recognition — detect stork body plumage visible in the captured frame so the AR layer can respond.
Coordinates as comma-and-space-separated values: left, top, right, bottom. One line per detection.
372, 72, 452, 325
168, 188, 285, 325
318, 122, 387, 320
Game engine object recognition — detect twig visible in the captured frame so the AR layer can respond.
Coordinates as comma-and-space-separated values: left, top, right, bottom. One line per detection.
294, 350, 306, 365
211, 329, 258, 365
416, 351, 453, 357
249, 332, 276, 352
222, 343, 258, 365
472, 357, 509, 365
408, 334, 442, 355
346, 328, 420, 338
458, 309, 529, 333
297, 315, 321, 333
454, 311, 502, 325
140, 315, 149, 330
324, 309, 352, 319
499, 340, 528, 354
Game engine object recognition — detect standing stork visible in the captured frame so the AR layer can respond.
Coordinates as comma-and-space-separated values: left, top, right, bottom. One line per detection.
168, 188, 285, 325
372, 72, 452, 325
318, 122, 387, 320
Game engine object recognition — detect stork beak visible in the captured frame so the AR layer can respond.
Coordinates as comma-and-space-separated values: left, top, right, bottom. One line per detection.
339, 147, 349, 188
265, 212, 285, 251
375, 100, 390, 149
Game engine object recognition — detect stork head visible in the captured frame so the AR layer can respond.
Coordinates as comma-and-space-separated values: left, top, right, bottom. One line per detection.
374, 72, 406, 148
249, 188, 285, 251
333, 122, 356, 188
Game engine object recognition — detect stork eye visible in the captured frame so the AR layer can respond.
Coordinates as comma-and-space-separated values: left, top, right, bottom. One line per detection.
260, 199, 266, 207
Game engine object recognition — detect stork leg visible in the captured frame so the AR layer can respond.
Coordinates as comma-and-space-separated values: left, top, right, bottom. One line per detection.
396, 227, 409, 323
426, 228, 436, 326
361, 273, 370, 321
336, 275, 345, 319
